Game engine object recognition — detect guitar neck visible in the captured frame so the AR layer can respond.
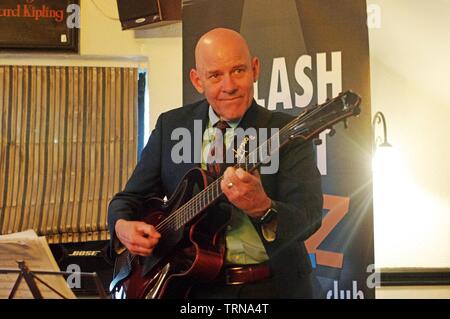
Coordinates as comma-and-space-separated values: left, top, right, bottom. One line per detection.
156, 90, 361, 233
162, 122, 294, 232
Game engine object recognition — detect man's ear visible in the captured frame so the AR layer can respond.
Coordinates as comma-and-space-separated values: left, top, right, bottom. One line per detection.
251, 57, 261, 82
190, 69, 204, 94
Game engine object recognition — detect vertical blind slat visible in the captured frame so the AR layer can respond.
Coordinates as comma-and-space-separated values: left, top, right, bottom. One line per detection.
0, 66, 138, 243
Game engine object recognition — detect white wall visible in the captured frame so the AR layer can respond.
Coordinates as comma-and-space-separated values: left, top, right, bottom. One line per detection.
80, 0, 183, 129
368, 0, 450, 268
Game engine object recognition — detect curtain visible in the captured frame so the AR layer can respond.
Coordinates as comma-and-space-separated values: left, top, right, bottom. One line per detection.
0, 66, 138, 243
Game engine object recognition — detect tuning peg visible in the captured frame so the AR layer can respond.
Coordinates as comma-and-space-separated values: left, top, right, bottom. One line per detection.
313, 138, 322, 146
344, 119, 348, 129
328, 128, 336, 137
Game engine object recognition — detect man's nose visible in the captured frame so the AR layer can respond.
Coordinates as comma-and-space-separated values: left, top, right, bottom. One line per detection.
221, 74, 238, 94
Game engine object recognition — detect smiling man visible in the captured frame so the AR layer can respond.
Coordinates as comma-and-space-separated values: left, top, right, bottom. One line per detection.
190, 28, 260, 121
108, 28, 323, 298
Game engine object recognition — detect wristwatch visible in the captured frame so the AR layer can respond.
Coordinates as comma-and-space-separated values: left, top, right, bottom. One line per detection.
258, 200, 278, 224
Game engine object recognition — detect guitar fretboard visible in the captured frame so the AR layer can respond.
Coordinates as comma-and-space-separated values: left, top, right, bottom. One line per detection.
154, 91, 360, 236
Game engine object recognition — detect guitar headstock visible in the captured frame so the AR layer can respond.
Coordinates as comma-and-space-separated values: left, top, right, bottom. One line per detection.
287, 90, 361, 142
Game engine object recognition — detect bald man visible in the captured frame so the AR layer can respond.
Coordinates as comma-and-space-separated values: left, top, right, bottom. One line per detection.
108, 28, 323, 298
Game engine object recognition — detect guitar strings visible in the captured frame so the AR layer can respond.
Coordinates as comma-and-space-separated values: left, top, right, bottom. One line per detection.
155, 115, 304, 234
154, 101, 335, 235
155, 105, 330, 235
156, 90, 356, 235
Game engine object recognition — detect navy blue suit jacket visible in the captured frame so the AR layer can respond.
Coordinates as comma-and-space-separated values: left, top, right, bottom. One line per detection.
108, 99, 323, 297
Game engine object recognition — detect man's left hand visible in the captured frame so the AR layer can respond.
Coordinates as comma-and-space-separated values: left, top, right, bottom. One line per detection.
220, 167, 271, 218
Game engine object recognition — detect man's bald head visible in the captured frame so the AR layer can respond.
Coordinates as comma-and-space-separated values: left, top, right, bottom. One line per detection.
190, 28, 260, 121
194, 28, 253, 72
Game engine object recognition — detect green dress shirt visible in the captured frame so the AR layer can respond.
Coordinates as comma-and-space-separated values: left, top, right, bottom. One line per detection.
201, 106, 269, 265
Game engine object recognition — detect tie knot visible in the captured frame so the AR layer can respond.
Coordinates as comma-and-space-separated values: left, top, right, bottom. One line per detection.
215, 120, 230, 132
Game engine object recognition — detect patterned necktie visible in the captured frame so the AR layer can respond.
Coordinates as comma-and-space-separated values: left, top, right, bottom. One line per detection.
206, 120, 230, 179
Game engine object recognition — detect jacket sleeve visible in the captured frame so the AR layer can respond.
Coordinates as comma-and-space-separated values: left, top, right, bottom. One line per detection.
107, 113, 165, 255
263, 138, 323, 246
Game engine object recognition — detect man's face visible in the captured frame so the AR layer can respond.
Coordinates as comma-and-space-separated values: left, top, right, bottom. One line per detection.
190, 42, 260, 121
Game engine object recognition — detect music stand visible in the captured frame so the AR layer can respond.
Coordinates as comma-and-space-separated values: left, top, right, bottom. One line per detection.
0, 260, 108, 299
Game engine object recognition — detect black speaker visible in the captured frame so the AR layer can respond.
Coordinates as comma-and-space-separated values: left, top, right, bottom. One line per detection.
50, 241, 114, 297
116, 0, 181, 30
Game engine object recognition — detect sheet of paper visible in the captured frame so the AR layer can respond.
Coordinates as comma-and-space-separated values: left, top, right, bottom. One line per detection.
0, 230, 76, 299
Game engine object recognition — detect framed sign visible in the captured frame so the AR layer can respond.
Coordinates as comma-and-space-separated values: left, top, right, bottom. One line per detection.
0, 0, 79, 52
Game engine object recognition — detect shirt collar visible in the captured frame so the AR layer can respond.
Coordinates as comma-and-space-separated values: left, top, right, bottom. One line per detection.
208, 105, 240, 129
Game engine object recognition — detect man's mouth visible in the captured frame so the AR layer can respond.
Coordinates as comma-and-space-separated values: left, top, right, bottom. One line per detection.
219, 96, 242, 101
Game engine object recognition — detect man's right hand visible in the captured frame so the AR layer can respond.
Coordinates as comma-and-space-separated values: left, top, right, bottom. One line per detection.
115, 219, 161, 256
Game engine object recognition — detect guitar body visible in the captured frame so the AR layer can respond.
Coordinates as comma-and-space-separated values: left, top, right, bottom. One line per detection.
110, 168, 231, 299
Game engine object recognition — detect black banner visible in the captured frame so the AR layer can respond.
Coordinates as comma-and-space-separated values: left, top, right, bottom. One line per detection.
183, 0, 374, 299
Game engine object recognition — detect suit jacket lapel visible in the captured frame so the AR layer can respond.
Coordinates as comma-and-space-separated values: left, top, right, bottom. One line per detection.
238, 100, 272, 131
185, 99, 209, 169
